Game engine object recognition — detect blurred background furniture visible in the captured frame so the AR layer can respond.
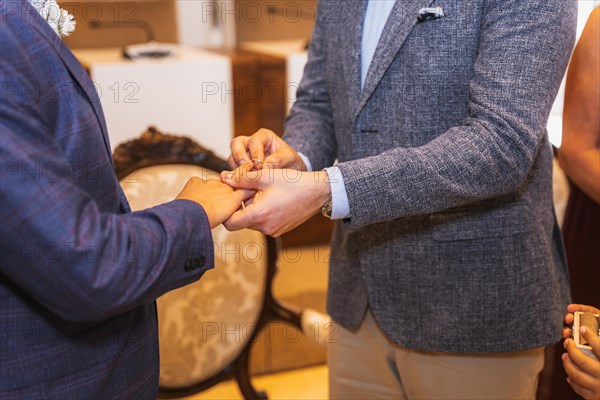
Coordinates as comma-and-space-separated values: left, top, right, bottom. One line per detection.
114, 127, 330, 399
239, 39, 308, 113
74, 46, 233, 157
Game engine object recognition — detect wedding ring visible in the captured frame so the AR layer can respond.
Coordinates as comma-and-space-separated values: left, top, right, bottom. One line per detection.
251, 159, 263, 171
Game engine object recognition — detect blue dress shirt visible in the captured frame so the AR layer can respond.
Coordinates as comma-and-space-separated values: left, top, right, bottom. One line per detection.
300, 0, 397, 219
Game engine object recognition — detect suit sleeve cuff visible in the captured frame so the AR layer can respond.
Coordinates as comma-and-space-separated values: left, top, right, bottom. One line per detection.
160, 199, 215, 275
324, 166, 351, 220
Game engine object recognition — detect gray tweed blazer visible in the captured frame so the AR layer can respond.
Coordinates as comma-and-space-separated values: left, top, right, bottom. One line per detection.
284, 0, 576, 353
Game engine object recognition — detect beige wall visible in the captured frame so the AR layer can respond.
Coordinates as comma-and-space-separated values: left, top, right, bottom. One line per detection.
235, 0, 316, 44
61, 1, 178, 49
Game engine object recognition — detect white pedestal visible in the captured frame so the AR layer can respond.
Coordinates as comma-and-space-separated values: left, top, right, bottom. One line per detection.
73, 46, 233, 158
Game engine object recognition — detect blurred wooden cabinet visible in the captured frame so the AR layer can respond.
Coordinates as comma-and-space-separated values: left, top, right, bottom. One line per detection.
220, 49, 287, 138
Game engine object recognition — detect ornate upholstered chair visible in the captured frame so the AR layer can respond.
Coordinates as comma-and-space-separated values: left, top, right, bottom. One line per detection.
113, 127, 328, 399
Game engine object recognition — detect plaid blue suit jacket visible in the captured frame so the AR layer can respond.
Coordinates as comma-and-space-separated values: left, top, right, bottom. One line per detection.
0, 2, 214, 398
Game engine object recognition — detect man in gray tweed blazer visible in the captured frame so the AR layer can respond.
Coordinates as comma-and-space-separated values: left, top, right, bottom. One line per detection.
222, 0, 576, 397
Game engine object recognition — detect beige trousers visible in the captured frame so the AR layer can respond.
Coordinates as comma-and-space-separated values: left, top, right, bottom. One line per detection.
328, 310, 545, 399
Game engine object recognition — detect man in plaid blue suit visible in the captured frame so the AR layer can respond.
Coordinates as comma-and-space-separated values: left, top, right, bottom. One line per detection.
0, 2, 249, 398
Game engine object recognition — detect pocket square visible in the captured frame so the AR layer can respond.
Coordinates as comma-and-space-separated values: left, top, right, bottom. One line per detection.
417, 6, 446, 23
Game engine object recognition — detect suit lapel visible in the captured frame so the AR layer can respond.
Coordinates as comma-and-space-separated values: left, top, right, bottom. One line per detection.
353, 0, 435, 121
29, 13, 113, 160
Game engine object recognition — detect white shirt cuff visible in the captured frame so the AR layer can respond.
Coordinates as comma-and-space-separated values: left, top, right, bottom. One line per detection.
324, 166, 351, 220
298, 152, 313, 172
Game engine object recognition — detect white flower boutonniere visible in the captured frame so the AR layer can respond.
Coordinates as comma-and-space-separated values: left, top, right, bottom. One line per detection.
28, 0, 76, 37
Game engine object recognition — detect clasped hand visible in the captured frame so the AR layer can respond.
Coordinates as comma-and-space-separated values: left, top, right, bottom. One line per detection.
174, 129, 332, 235
219, 128, 331, 237
175, 176, 253, 229
220, 163, 330, 236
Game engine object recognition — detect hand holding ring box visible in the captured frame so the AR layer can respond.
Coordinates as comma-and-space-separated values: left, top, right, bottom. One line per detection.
573, 311, 600, 360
